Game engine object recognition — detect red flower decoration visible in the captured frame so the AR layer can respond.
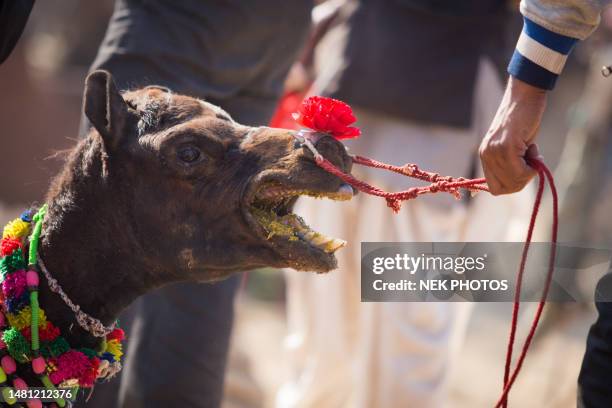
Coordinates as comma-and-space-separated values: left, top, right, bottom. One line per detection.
293, 96, 361, 140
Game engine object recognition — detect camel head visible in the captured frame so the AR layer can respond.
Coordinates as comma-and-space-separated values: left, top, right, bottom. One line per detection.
44, 70, 354, 289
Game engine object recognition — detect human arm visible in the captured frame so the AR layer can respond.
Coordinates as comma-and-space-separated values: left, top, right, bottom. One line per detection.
479, 0, 611, 195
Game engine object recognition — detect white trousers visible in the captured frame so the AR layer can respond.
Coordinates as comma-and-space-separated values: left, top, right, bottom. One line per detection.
277, 60, 534, 408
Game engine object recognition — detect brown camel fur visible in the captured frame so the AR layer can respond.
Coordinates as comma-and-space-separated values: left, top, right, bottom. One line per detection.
35, 70, 353, 358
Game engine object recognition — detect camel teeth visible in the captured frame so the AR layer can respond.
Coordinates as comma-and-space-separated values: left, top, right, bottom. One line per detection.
325, 238, 347, 253
303, 231, 317, 241
288, 217, 305, 231
310, 233, 331, 246
257, 184, 355, 203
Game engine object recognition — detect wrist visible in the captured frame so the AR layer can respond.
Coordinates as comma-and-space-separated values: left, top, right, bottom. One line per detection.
508, 76, 548, 99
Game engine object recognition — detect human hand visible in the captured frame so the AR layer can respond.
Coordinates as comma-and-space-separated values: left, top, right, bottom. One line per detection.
479, 77, 548, 195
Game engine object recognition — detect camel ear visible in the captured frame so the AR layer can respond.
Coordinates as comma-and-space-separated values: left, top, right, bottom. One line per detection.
83, 70, 131, 150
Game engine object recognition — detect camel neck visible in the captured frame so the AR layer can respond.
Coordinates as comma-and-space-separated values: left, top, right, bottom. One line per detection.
37, 202, 160, 348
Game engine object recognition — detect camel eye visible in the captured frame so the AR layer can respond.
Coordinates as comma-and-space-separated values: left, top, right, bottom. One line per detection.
177, 146, 201, 163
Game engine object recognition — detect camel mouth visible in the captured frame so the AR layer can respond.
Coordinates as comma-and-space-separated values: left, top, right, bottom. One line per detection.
245, 181, 354, 266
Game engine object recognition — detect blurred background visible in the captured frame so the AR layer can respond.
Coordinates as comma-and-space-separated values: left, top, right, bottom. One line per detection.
1, 1, 611, 407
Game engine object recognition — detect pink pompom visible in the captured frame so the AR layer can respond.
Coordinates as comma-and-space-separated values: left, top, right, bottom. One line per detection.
31, 357, 46, 374
26, 400, 42, 408
0, 313, 5, 328
1, 356, 16, 374
48, 350, 91, 385
12, 377, 27, 390
26, 271, 39, 288
2, 270, 27, 299
0, 339, 6, 349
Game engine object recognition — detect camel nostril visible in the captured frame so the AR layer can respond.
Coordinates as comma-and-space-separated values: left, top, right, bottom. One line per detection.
313, 136, 351, 171
314, 136, 340, 155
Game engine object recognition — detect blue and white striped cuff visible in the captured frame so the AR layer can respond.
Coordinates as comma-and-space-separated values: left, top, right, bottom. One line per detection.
508, 17, 579, 90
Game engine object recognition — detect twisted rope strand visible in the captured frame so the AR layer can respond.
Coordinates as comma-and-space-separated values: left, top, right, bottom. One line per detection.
500, 168, 545, 407
38, 254, 116, 338
353, 155, 489, 192
315, 155, 489, 212
495, 159, 558, 408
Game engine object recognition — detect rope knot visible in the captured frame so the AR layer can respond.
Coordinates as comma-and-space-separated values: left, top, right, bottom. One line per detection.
428, 181, 440, 193
401, 164, 417, 176
385, 198, 402, 213
429, 180, 450, 193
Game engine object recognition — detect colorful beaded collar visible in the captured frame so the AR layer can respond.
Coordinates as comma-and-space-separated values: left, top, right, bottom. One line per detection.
0, 205, 124, 407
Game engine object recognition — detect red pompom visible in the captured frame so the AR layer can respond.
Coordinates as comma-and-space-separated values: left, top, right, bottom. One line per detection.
22, 322, 60, 342
293, 96, 361, 140
107, 328, 125, 342
79, 357, 100, 387
0, 237, 22, 257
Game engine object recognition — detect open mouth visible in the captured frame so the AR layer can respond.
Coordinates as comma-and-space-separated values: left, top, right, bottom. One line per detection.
247, 182, 353, 257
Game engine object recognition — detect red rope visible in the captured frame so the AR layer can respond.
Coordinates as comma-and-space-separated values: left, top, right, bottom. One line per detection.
496, 159, 558, 408
314, 154, 558, 407
500, 171, 544, 407
315, 155, 489, 213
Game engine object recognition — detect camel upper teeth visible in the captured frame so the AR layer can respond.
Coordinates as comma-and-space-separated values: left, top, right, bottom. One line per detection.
255, 183, 355, 202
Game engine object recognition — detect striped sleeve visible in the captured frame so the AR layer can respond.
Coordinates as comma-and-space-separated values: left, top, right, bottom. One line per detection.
507, 17, 579, 90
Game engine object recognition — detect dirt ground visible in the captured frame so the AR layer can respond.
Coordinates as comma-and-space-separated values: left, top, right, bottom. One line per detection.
224, 294, 596, 408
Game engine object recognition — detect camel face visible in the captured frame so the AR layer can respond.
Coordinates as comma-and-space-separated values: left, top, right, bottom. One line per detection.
72, 70, 353, 283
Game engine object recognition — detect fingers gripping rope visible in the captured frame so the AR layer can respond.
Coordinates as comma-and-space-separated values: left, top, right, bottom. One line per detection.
301, 134, 558, 407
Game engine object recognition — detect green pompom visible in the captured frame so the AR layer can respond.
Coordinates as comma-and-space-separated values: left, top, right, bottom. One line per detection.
2, 328, 30, 363
79, 347, 97, 358
0, 248, 26, 276
1, 386, 16, 404
97, 337, 107, 354
41, 337, 70, 358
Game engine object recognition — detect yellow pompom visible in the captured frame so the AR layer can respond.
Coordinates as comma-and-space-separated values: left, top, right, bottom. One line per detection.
59, 378, 79, 388
2, 219, 30, 239
6, 306, 47, 331
47, 360, 57, 372
105, 339, 123, 361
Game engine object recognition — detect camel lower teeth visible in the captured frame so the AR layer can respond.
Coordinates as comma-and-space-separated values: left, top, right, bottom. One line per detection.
251, 200, 347, 253
325, 238, 347, 252
309, 234, 330, 246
